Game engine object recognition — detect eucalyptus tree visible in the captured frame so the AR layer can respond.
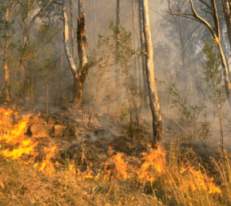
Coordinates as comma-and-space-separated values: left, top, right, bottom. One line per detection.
63, 0, 89, 105
140, 0, 163, 145
169, 0, 231, 109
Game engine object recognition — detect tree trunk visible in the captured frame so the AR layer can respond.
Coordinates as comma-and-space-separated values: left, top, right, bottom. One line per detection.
115, 0, 120, 62
216, 40, 231, 107
223, 0, 231, 47
19, 24, 30, 101
141, 0, 163, 145
73, 75, 84, 105
76, 0, 88, 105
63, 1, 78, 74
2, 7, 11, 102
63, 0, 88, 106
3, 61, 11, 102
77, 5, 88, 72
139, 0, 149, 107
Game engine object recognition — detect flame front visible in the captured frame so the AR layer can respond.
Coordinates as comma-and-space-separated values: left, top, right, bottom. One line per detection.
0, 108, 56, 175
0, 107, 222, 197
138, 146, 166, 182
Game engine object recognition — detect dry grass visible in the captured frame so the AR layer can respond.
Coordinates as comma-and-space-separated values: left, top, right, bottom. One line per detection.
0, 146, 230, 206
0, 107, 230, 206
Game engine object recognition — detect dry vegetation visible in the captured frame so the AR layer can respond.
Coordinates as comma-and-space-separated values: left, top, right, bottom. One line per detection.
0, 107, 230, 206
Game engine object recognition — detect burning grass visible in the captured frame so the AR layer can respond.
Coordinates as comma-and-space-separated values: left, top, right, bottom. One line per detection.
0, 107, 230, 205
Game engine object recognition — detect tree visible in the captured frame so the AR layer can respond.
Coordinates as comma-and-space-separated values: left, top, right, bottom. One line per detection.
140, 0, 163, 145
202, 42, 226, 152
222, 0, 231, 46
169, 0, 231, 109
115, 0, 120, 63
63, 0, 89, 105
18, 0, 56, 102
1, 2, 14, 102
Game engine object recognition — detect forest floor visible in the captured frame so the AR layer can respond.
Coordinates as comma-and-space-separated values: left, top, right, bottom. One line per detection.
0, 106, 230, 206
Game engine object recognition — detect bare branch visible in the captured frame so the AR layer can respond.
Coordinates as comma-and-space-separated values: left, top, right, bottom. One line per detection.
28, 0, 55, 29
189, 0, 216, 39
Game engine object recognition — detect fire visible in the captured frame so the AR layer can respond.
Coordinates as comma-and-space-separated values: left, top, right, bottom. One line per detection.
0, 113, 29, 145
0, 107, 223, 198
111, 152, 129, 180
0, 139, 37, 160
138, 146, 166, 183
177, 166, 221, 194
34, 146, 57, 175
0, 108, 57, 175
104, 152, 129, 180
103, 146, 166, 182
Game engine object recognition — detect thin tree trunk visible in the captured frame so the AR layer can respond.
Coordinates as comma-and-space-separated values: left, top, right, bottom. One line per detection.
76, 0, 89, 105
77, 1, 88, 72
216, 40, 231, 107
3, 7, 11, 102
139, 0, 148, 107
141, 0, 163, 145
115, 0, 120, 62
223, 0, 231, 47
63, 1, 78, 74
217, 103, 224, 154
19, 24, 30, 101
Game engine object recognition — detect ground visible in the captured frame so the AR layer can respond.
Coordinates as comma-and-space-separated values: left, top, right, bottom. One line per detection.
0, 106, 230, 206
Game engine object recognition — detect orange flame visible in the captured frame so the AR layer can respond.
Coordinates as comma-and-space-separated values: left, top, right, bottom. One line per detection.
138, 146, 166, 183
34, 145, 57, 175
0, 108, 57, 175
111, 152, 129, 180
177, 166, 221, 194
0, 139, 37, 160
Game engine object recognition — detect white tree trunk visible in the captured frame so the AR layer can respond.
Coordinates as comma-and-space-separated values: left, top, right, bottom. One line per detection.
63, 0, 88, 105
63, 1, 78, 74
141, 0, 163, 145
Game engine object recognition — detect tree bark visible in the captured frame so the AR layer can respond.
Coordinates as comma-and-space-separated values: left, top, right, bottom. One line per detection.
139, 0, 149, 107
115, 0, 120, 62
223, 0, 231, 47
77, 6, 88, 72
63, 0, 88, 106
141, 0, 163, 145
2, 7, 11, 102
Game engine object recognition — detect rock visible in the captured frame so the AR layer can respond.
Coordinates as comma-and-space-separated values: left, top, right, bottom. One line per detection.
54, 124, 66, 137
30, 116, 49, 138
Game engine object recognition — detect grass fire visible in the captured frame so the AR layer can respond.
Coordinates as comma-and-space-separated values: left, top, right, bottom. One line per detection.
1, 0, 231, 205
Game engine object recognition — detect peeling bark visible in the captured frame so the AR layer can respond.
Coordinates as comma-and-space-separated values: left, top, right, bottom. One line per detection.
63, 0, 88, 106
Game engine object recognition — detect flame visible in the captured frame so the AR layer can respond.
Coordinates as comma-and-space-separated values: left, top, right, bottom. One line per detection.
0, 114, 29, 145
0, 139, 37, 159
0, 110, 32, 160
0, 107, 223, 198
104, 151, 129, 180
34, 145, 57, 175
111, 153, 129, 180
0, 108, 57, 175
138, 146, 166, 183
177, 166, 221, 194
